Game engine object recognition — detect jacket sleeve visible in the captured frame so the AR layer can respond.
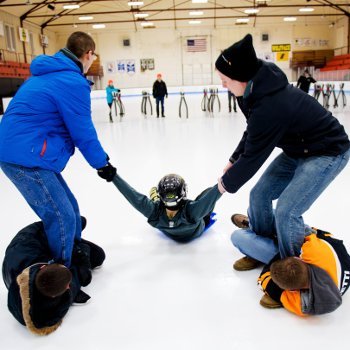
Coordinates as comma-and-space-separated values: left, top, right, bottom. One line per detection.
221, 101, 291, 193
7, 281, 26, 326
229, 131, 248, 163
186, 185, 222, 221
112, 174, 156, 218
55, 75, 107, 169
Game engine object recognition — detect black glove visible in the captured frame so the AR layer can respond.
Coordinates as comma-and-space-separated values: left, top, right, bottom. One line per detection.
76, 266, 92, 287
73, 290, 91, 304
97, 162, 116, 182
72, 242, 92, 287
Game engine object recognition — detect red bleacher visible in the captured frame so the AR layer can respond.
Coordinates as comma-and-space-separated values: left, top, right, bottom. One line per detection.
320, 54, 350, 72
0, 61, 31, 79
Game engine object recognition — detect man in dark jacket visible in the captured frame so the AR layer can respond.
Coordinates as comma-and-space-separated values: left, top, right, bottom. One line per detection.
215, 34, 350, 266
2, 217, 105, 335
296, 69, 317, 94
152, 73, 168, 117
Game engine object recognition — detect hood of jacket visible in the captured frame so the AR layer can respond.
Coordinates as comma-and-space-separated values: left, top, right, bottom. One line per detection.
244, 60, 289, 104
16, 263, 69, 336
301, 264, 342, 315
30, 48, 83, 77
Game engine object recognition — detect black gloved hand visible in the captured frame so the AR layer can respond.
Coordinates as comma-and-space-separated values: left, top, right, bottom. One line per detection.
97, 162, 116, 182
72, 241, 92, 286
72, 242, 91, 269
74, 290, 91, 304
77, 266, 92, 287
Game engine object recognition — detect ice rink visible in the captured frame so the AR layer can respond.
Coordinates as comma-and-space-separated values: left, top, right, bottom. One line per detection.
1, 88, 350, 350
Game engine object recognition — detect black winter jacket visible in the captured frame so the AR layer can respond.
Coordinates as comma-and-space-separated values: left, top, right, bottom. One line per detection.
222, 60, 349, 193
152, 80, 168, 98
2, 222, 86, 335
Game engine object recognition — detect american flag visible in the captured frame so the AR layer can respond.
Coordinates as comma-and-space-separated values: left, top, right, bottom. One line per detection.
186, 38, 207, 52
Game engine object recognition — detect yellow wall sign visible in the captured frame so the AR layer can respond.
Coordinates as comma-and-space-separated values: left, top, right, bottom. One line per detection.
276, 52, 289, 61
271, 44, 291, 52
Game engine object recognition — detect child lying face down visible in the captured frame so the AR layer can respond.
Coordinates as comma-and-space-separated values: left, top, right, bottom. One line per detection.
257, 229, 350, 316
112, 173, 222, 242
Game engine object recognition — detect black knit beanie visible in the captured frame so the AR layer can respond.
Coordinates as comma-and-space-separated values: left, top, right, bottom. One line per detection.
215, 34, 260, 82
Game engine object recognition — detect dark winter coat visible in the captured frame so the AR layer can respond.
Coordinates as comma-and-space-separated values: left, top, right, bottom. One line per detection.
222, 60, 349, 193
152, 80, 168, 98
297, 75, 317, 93
2, 222, 85, 335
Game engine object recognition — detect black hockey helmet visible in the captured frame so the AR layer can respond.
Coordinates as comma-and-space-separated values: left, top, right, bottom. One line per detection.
157, 174, 187, 209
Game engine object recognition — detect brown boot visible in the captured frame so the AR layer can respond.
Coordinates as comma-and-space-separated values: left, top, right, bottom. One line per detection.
233, 256, 261, 271
231, 213, 249, 228
260, 294, 282, 309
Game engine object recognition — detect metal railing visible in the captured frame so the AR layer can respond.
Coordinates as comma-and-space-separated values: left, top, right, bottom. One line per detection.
0, 49, 36, 64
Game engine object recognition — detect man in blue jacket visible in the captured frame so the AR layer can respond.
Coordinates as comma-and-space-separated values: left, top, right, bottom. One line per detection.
215, 34, 350, 268
0, 32, 116, 267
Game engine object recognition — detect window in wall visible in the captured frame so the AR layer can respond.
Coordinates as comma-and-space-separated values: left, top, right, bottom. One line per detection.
29, 32, 34, 55
4, 24, 16, 51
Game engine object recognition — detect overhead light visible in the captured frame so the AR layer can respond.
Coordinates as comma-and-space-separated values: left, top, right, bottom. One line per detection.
128, 1, 144, 5
236, 18, 250, 23
189, 11, 203, 16
47, 4, 55, 10
63, 4, 80, 10
284, 17, 297, 22
79, 16, 94, 20
134, 13, 149, 18
140, 21, 154, 27
92, 24, 106, 29
192, 0, 208, 3
244, 9, 259, 14
189, 20, 201, 24
299, 8, 314, 12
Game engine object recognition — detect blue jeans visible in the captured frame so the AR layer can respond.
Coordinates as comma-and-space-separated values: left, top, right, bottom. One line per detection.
231, 226, 316, 264
247, 149, 350, 258
231, 228, 278, 264
155, 96, 165, 116
0, 162, 81, 267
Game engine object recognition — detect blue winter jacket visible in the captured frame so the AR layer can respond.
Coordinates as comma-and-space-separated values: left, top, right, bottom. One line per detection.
106, 85, 120, 104
0, 50, 107, 172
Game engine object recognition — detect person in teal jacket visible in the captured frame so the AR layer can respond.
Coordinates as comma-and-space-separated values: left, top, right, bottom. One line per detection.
0, 31, 116, 267
105, 79, 120, 122
112, 173, 222, 242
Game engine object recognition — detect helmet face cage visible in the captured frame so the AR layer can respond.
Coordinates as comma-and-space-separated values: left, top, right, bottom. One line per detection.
157, 174, 187, 208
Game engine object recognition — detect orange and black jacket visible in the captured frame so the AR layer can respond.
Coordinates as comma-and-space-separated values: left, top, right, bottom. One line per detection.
258, 229, 350, 316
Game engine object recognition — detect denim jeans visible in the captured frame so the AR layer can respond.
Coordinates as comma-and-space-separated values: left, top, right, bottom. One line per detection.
231, 228, 278, 264
231, 226, 316, 264
0, 162, 81, 267
155, 96, 165, 116
247, 149, 350, 258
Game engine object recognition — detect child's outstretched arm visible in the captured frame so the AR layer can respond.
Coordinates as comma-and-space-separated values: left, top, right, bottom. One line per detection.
112, 174, 155, 218
187, 184, 222, 221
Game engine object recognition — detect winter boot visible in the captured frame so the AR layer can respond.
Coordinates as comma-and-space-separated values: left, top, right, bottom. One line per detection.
233, 256, 262, 271
260, 294, 282, 309
231, 214, 249, 228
